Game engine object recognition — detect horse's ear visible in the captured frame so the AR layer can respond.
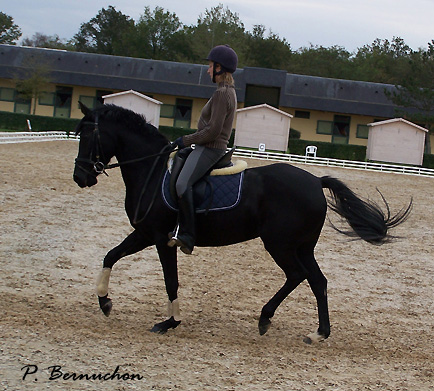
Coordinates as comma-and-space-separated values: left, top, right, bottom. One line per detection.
78, 101, 91, 116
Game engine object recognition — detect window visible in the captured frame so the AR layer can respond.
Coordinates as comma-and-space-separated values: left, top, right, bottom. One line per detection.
357, 124, 369, 139
295, 110, 310, 119
174, 99, 192, 128
0, 87, 15, 102
14, 93, 31, 114
39, 92, 55, 106
54, 86, 73, 118
316, 116, 350, 143
317, 120, 333, 135
160, 104, 175, 118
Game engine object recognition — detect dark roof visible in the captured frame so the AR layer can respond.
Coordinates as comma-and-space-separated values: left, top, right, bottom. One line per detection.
0, 44, 398, 117
282, 74, 397, 117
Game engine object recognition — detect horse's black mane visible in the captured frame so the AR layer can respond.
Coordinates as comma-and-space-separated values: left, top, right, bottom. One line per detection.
79, 104, 168, 142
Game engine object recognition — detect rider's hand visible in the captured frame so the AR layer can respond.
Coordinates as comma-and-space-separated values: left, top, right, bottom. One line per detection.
171, 137, 185, 149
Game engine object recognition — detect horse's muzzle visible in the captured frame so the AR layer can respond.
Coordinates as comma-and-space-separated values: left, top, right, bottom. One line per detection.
73, 167, 97, 188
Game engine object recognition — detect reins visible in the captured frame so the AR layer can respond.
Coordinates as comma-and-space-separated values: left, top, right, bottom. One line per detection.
104, 148, 174, 171
132, 143, 174, 225
75, 117, 174, 175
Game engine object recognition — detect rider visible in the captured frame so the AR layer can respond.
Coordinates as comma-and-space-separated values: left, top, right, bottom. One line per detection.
168, 44, 238, 254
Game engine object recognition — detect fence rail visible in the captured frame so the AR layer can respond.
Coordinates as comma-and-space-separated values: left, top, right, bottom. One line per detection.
233, 149, 434, 178
0, 131, 78, 143
1, 132, 433, 178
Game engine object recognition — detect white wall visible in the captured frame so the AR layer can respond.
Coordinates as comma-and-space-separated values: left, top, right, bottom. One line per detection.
367, 122, 426, 165
235, 106, 291, 152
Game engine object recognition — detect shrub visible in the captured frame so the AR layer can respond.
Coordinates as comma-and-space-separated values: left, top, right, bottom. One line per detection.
0, 111, 79, 132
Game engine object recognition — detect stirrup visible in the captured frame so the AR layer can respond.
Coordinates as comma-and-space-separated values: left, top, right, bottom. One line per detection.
168, 237, 193, 254
167, 225, 179, 248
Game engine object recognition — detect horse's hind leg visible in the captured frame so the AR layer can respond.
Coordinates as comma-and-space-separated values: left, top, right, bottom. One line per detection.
96, 229, 150, 316
259, 241, 330, 343
297, 244, 330, 344
259, 273, 305, 335
258, 246, 306, 335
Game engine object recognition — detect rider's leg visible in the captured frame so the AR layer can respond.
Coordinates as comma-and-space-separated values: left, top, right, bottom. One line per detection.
168, 146, 225, 254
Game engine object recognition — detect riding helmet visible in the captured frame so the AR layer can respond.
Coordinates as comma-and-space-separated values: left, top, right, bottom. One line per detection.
206, 45, 238, 74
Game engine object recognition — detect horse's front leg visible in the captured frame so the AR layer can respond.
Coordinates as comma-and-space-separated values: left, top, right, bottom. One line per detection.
96, 229, 150, 316
150, 243, 181, 334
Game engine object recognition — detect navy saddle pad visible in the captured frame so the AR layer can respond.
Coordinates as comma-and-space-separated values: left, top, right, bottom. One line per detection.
162, 170, 244, 213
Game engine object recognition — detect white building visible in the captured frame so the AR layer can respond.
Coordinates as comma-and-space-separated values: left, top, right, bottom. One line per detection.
367, 118, 428, 166
103, 90, 162, 128
235, 104, 293, 152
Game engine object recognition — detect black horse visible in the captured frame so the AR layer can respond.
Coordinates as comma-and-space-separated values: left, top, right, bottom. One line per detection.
73, 103, 412, 343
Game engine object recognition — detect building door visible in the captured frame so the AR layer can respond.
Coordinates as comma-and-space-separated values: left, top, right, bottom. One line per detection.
174, 98, 192, 128
54, 86, 73, 118
332, 115, 350, 144
245, 85, 280, 108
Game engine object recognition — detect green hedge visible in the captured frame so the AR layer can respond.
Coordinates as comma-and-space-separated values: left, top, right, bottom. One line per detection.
288, 139, 367, 161
0, 111, 79, 132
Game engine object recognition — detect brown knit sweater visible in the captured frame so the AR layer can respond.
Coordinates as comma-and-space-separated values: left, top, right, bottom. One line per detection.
182, 83, 237, 150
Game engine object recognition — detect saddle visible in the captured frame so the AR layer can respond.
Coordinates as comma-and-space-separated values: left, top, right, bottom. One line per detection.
163, 147, 247, 214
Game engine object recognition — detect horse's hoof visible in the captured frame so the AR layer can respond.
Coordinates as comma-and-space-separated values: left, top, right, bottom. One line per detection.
303, 331, 326, 344
258, 317, 271, 335
150, 317, 181, 334
98, 295, 112, 317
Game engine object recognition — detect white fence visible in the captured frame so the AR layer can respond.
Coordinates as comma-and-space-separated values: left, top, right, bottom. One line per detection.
0, 131, 78, 143
1, 131, 433, 178
233, 149, 434, 178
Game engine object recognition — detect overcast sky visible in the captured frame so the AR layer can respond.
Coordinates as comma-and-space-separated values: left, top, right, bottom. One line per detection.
3, 0, 434, 52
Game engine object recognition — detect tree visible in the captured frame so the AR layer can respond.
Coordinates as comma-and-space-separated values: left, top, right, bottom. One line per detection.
132, 6, 190, 61
14, 56, 51, 115
244, 25, 291, 70
386, 41, 434, 151
72, 6, 135, 55
0, 12, 21, 44
289, 44, 353, 79
352, 37, 413, 84
187, 4, 246, 65
22, 32, 71, 50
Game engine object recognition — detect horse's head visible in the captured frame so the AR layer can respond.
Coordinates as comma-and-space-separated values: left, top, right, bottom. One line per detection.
73, 102, 116, 188
73, 102, 171, 189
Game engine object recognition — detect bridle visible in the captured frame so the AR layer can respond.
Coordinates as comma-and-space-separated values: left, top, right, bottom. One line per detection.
74, 113, 175, 224
74, 114, 109, 177
75, 114, 174, 175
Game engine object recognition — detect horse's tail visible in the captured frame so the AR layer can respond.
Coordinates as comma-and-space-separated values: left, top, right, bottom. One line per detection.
321, 176, 412, 244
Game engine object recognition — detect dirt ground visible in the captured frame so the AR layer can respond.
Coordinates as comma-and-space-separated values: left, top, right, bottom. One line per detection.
0, 141, 433, 391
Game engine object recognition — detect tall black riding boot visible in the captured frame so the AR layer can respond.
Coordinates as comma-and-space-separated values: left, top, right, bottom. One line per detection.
168, 187, 195, 254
